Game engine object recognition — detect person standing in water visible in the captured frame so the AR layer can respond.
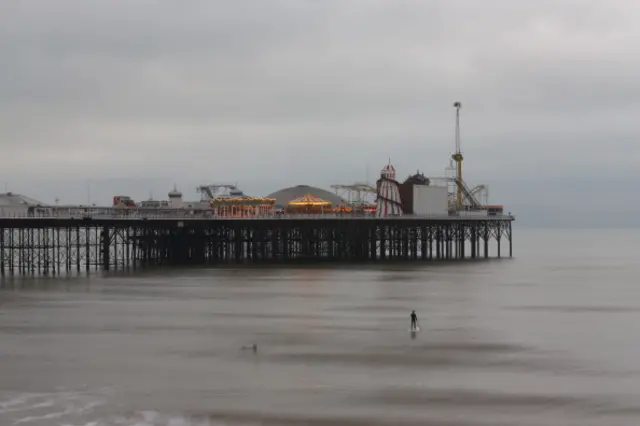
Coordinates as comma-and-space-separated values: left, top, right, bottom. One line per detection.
410, 310, 419, 330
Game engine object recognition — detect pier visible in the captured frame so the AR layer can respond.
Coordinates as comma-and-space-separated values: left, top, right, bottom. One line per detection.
0, 215, 513, 276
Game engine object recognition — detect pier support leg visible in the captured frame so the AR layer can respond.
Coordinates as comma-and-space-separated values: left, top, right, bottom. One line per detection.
75, 227, 81, 272
234, 227, 243, 263
102, 226, 110, 270
484, 222, 489, 259
0, 227, 4, 276
370, 226, 377, 261
85, 227, 90, 272
471, 225, 477, 259
459, 223, 465, 259
143, 227, 149, 266
125, 227, 131, 268
55, 228, 60, 275
443, 227, 448, 259
497, 222, 501, 258
250, 227, 258, 262
509, 221, 513, 258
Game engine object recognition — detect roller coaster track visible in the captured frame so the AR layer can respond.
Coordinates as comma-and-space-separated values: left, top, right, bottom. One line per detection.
436, 177, 481, 209
454, 178, 482, 209
469, 184, 488, 206
196, 184, 241, 200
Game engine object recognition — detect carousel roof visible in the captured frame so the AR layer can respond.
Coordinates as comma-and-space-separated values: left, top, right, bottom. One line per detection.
267, 185, 345, 207
288, 194, 332, 205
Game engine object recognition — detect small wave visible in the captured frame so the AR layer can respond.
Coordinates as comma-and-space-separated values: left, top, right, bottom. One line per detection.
0, 395, 40, 413
12, 400, 102, 425
0, 398, 55, 414
62, 410, 250, 426
1, 391, 251, 426
0, 389, 107, 426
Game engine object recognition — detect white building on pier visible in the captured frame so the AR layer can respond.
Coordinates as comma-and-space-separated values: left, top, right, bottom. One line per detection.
0, 192, 48, 217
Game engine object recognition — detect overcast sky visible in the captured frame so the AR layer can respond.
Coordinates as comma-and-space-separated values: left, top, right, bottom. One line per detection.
1, 0, 638, 227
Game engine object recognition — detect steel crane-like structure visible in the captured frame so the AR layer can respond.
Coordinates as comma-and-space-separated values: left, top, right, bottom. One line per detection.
452, 101, 463, 210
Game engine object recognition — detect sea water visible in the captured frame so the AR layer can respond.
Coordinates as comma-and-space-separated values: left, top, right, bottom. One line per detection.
1, 228, 639, 426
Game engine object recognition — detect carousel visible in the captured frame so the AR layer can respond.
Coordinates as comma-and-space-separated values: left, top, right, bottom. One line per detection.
286, 194, 333, 214
199, 184, 276, 217
211, 196, 276, 217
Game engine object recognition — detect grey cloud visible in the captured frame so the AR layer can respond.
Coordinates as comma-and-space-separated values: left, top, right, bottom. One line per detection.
1, 0, 639, 226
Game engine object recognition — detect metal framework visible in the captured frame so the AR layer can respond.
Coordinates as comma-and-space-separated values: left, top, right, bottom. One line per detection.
196, 183, 242, 201
426, 175, 484, 210
330, 183, 376, 204
0, 217, 514, 276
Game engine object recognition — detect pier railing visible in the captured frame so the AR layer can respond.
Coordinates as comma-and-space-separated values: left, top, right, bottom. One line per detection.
0, 210, 515, 221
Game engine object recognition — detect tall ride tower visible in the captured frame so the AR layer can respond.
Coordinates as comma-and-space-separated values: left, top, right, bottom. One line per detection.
452, 101, 463, 210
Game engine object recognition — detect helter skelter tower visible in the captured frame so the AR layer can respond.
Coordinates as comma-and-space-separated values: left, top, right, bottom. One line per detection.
375, 161, 403, 217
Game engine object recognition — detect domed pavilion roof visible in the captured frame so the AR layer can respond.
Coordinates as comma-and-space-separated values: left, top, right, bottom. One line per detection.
266, 185, 346, 208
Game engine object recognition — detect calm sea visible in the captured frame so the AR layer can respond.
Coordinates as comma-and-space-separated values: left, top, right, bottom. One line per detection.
1, 228, 639, 426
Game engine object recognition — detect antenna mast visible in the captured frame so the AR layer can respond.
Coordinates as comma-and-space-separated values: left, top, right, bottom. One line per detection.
452, 102, 463, 210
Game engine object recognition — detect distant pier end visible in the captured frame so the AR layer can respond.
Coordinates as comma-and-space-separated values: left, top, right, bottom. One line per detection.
0, 215, 513, 276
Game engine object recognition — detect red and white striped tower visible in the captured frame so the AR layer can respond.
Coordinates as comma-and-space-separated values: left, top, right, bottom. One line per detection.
376, 161, 403, 217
